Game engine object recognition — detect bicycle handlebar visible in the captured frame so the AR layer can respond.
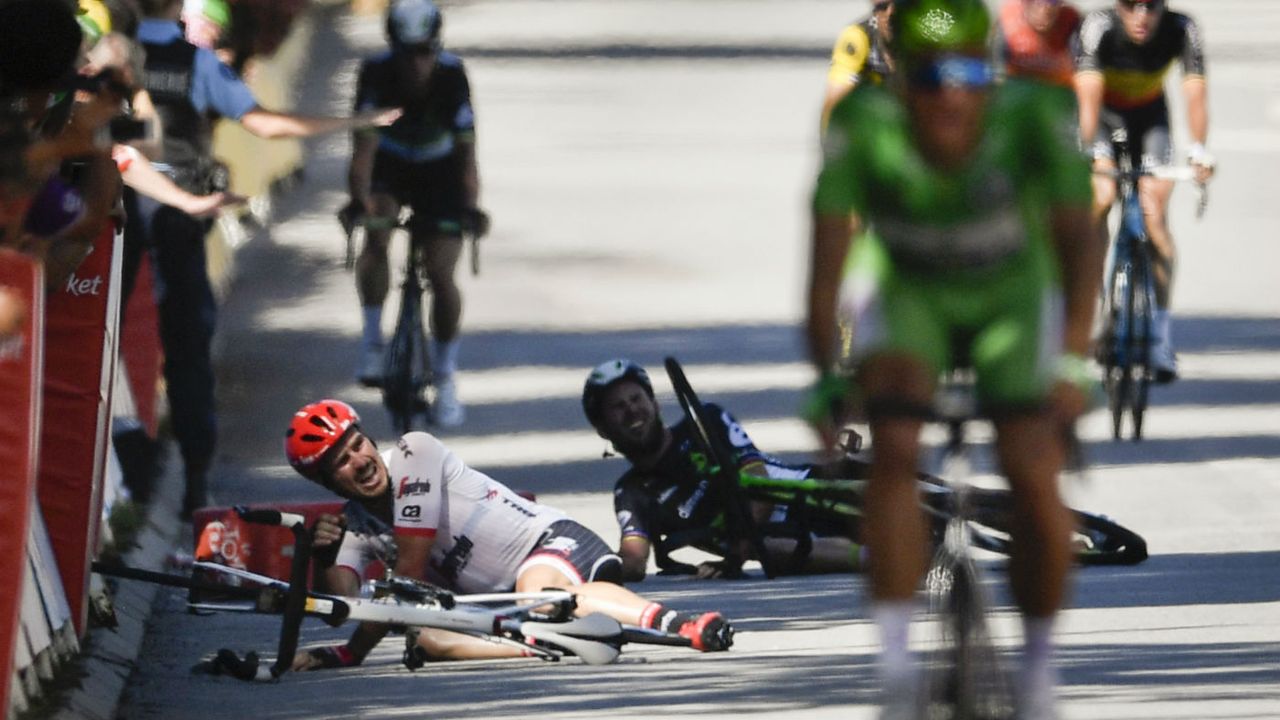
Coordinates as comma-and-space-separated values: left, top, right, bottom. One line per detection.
1093, 164, 1210, 219
234, 505, 306, 530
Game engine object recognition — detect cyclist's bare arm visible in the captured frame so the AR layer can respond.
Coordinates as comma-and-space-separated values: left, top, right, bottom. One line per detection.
619, 536, 651, 583
807, 212, 862, 373
1183, 76, 1214, 182
1049, 203, 1104, 421
347, 130, 379, 211
458, 138, 480, 210
1073, 71, 1105, 155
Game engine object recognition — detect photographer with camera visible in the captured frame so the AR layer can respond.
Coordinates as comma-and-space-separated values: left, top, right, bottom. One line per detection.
133, 0, 400, 519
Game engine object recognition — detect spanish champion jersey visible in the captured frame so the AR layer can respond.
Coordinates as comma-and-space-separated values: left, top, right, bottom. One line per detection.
354, 51, 475, 163
827, 16, 893, 88
994, 0, 1082, 88
1077, 8, 1205, 110
390, 432, 565, 593
813, 80, 1092, 276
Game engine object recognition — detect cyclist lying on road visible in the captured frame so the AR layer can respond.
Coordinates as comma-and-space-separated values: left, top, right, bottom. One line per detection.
582, 359, 865, 581
282, 399, 733, 670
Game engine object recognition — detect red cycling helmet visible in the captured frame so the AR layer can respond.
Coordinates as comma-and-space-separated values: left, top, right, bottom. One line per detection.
285, 400, 360, 479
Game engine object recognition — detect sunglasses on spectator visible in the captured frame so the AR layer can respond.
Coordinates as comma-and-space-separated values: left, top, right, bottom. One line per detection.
908, 56, 994, 90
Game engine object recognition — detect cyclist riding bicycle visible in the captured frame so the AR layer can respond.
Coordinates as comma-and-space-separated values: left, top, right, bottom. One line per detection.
806, 0, 1100, 716
348, 0, 488, 426
1076, 0, 1214, 382
582, 359, 863, 582
821, 1, 896, 129
283, 399, 733, 669
992, 0, 1083, 88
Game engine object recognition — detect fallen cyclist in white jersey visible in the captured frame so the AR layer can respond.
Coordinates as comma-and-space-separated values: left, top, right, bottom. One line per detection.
282, 399, 733, 670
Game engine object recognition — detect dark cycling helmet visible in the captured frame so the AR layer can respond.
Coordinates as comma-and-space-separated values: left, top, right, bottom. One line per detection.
890, 0, 990, 65
582, 359, 654, 429
386, 0, 443, 51
285, 399, 360, 479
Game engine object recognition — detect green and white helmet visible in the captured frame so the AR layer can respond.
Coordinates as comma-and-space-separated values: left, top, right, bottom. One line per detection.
890, 0, 991, 66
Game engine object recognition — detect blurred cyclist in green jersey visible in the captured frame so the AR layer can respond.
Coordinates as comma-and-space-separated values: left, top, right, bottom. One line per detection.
805, 0, 1101, 716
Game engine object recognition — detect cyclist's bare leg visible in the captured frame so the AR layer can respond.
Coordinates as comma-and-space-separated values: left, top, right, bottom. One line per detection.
993, 412, 1073, 709
515, 564, 650, 625
355, 193, 399, 308
992, 414, 1073, 619
860, 353, 933, 602
1089, 159, 1118, 262
420, 232, 464, 342
1138, 175, 1176, 307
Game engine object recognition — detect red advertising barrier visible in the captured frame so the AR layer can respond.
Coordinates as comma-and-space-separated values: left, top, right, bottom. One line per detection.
119, 255, 161, 437
37, 225, 122, 636
191, 503, 383, 585
0, 250, 44, 713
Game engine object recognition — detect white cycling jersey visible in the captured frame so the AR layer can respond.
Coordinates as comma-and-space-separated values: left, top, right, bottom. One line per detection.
337, 432, 566, 594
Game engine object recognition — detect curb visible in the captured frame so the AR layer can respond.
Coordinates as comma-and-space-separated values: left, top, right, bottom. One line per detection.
50, 448, 183, 720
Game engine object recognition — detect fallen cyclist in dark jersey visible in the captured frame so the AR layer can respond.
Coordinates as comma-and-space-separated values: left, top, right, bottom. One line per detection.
582, 359, 867, 581
282, 399, 733, 670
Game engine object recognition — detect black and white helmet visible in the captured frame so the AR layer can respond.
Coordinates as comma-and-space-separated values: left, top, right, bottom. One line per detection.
386, 0, 442, 51
582, 359, 654, 429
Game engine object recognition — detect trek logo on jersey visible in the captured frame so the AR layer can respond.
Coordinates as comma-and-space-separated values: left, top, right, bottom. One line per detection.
397, 476, 431, 498
501, 496, 536, 518
401, 505, 422, 519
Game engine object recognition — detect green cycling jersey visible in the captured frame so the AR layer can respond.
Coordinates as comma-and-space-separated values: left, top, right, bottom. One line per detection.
813, 79, 1092, 405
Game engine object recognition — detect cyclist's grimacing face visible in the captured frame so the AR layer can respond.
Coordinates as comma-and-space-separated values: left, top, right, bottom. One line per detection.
598, 380, 664, 457
323, 431, 388, 500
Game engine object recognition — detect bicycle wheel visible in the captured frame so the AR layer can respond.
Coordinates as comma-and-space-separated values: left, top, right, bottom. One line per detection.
921, 536, 1014, 720
1129, 252, 1155, 441
664, 357, 776, 578
383, 271, 430, 434
951, 489, 1149, 566
1103, 257, 1133, 440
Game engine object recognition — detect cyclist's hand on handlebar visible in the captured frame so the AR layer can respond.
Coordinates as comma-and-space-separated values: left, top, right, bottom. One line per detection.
1188, 143, 1216, 184
312, 513, 346, 547
462, 207, 490, 238
802, 371, 852, 455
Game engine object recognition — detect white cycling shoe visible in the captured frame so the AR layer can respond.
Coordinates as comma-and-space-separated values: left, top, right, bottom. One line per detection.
432, 376, 465, 427
356, 345, 384, 388
1150, 340, 1179, 384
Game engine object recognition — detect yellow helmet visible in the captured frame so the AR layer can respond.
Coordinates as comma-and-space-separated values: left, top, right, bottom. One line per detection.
77, 0, 112, 43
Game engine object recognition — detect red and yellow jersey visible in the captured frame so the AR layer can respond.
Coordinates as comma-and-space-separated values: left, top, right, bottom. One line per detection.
1077, 8, 1206, 110
993, 0, 1082, 88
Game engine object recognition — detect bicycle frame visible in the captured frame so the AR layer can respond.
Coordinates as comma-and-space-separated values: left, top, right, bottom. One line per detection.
95, 507, 685, 682
1099, 141, 1159, 441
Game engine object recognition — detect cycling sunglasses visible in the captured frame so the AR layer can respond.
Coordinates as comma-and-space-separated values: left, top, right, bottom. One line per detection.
908, 56, 994, 90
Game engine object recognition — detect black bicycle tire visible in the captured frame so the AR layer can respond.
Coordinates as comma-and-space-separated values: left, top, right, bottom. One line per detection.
1107, 258, 1134, 440
922, 540, 1013, 720
1131, 251, 1154, 441
384, 273, 425, 434
958, 489, 1149, 566
663, 357, 777, 579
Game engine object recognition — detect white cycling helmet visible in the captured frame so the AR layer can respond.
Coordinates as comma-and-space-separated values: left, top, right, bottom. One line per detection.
386, 0, 442, 50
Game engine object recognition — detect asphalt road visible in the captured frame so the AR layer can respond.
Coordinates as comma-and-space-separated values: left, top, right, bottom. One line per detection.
117, 2, 1280, 718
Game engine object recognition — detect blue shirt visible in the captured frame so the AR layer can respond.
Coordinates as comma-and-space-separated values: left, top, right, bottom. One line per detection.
137, 19, 258, 120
